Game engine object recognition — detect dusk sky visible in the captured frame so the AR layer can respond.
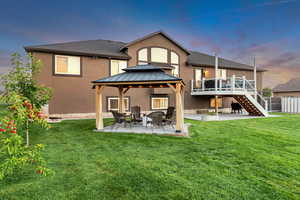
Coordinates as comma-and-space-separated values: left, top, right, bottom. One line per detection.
1, 0, 300, 88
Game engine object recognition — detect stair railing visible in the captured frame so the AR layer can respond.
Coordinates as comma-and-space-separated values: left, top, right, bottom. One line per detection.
244, 79, 268, 111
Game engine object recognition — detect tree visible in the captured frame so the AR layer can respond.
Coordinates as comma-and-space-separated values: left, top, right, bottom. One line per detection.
0, 117, 52, 180
262, 88, 272, 98
0, 53, 52, 146
1, 53, 52, 109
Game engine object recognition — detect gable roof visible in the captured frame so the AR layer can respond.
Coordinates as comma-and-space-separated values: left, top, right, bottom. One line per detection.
188, 51, 265, 72
120, 31, 190, 55
24, 39, 130, 59
273, 78, 300, 92
92, 64, 182, 84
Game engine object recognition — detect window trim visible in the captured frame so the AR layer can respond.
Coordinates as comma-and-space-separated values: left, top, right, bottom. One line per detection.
150, 96, 170, 110
106, 96, 130, 112
52, 54, 82, 77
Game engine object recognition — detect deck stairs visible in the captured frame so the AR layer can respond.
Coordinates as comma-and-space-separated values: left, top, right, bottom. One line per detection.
234, 94, 268, 116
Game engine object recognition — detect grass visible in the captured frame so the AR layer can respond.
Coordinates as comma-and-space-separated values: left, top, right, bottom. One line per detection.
0, 114, 299, 200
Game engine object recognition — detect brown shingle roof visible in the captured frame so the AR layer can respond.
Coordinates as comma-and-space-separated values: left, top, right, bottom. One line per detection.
24, 31, 266, 72
188, 51, 265, 72
273, 78, 300, 92
24, 39, 130, 59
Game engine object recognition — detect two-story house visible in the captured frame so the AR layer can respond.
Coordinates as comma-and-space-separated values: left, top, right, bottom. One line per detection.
24, 31, 267, 117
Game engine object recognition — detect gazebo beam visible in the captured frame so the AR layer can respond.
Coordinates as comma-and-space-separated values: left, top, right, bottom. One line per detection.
96, 85, 104, 130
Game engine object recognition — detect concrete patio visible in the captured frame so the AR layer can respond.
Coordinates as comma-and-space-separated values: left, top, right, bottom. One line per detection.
185, 113, 279, 121
97, 123, 190, 137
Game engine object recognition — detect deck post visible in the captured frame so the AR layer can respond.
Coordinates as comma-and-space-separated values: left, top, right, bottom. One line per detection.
175, 83, 184, 132
202, 78, 205, 91
215, 54, 218, 91
242, 76, 246, 90
96, 85, 104, 130
118, 87, 124, 113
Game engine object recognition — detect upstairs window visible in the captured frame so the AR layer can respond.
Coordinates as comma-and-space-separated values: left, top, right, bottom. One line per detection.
110, 60, 127, 76
55, 55, 81, 75
151, 48, 168, 63
138, 48, 148, 65
217, 69, 227, 80
171, 51, 179, 76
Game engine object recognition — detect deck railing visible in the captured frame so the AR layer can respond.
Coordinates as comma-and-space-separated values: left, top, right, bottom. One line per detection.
191, 75, 268, 111
191, 75, 255, 92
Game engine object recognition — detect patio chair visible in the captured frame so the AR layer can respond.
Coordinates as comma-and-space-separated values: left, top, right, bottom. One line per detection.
146, 111, 165, 128
111, 111, 131, 128
131, 106, 142, 124
163, 107, 175, 127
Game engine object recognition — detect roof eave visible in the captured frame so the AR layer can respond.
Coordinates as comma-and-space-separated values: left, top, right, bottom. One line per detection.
186, 62, 267, 72
24, 47, 131, 60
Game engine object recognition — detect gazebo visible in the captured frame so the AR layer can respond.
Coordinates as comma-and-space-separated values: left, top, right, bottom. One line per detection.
91, 65, 185, 133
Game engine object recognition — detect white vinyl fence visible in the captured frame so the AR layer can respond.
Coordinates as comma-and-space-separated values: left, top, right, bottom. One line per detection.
281, 96, 300, 113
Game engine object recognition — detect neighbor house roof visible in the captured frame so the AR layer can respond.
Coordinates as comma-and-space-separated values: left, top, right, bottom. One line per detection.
273, 78, 300, 92
24, 31, 265, 72
24, 39, 130, 59
92, 64, 182, 84
188, 51, 265, 72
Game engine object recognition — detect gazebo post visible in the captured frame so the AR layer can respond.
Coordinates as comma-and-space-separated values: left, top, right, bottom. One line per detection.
118, 87, 124, 113
175, 83, 184, 132
95, 85, 104, 130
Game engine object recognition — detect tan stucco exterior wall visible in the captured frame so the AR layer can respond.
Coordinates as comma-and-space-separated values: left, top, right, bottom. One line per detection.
32, 34, 264, 115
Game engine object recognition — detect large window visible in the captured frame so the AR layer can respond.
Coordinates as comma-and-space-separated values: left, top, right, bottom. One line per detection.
194, 69, 202, 88
171, 51, 179, 76
151, 96, 169, 110
110, 60, 127, 76
54, 55, 81, 75
150, 48, 168, 63
107, 97, 130, 111
138, 48, 148, 65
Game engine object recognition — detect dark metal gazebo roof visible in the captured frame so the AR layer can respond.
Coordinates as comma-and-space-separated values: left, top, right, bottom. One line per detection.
92, 65, 183, 85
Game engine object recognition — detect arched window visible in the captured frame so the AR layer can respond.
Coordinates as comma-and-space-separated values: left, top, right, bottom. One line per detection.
138, 48, 148, 65
171, 51, 179, 76
150, 48, 168, 63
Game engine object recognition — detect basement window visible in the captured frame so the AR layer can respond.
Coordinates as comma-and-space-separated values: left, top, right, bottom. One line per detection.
210, 97, 223, 108
107, 97, 130, 111
54, 55, 81, 75
151, 96, 169, 110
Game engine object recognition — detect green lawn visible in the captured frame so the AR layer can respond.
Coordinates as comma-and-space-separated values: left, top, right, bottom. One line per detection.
0, 114, 300, 200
